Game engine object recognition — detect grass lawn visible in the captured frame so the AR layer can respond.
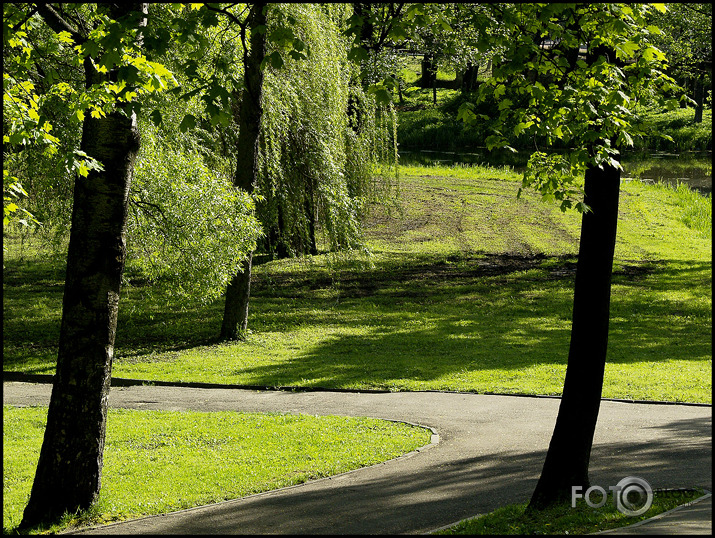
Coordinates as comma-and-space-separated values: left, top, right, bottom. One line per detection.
436, 489, 708, 535
3, 405, 431, 533
2, 161, 711, 534
3, 163, 711, 403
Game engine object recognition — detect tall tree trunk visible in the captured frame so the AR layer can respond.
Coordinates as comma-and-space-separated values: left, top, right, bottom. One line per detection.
220, 2, 267, 340
19, 7, 145, 528
693, 72, 704, 125
527, 162, 621, 511
461, 62, 479, 93
20, 81, 141, 533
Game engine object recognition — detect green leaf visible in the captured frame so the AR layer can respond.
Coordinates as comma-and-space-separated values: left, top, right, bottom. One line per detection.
178, 114, 196, 132
457, 103, 477, 124
617, 131, 633, 147
149, 109, 163, 126
372, 88, 392, 105
497, 98, 513, 111
347, 46, 369, 63
615, 40, 639, 59
57, 31, 74, 44
288, 50, 306, 61
260, 51, 284, 71
485, 135, 506, 151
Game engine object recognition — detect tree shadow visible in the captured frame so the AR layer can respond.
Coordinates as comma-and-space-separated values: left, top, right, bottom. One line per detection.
223, 256, 710, 390
4, 253, 710, 392
77, 415, 711, 535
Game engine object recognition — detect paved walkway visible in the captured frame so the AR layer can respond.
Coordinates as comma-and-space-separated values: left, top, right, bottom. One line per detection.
3, 380, 712, 535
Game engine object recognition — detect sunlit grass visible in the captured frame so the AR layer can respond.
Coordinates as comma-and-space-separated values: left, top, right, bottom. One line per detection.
3, 164, 711, 403
3, 406, 431, 534
436, 490, 707, 535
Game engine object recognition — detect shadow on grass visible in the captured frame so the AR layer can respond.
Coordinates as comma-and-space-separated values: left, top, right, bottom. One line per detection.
3, 253, 711, 391
49, 415, 709, 535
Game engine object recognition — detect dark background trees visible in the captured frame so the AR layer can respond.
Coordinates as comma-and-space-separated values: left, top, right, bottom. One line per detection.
648, 3, 712, 124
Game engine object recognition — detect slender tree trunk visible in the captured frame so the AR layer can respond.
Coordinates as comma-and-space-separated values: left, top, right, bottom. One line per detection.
421, 53, 435, 89
461, 62, 479, 93
20, 87, 141, 533
693, 72, 704, 124
527, 162, 621, 511
220, 2, 267, 340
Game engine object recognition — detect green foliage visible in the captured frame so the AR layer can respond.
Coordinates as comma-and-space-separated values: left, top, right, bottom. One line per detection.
257, 3, 396, 257
644, 181, 712, 239
126, 120, 262, 302
634, 108, 712, 151
520, 152, 588, 213
3, 4, 177, 159
3, 3, 177, 235
456, 3, 683, 212
647, 3, 712, 82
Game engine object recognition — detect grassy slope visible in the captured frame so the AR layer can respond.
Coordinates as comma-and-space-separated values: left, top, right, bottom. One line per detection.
3, 164, 711, 402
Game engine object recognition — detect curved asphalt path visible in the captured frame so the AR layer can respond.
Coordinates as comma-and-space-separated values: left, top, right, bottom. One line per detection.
3, 380, 712, 535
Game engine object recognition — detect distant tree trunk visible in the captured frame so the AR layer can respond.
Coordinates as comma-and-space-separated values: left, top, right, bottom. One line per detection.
693, 72, 704, 124
421, 52, 436, 89
353, 2, 374, 87
220, 2, 267, 340
461, 62, 479, 93
527, 162, 621, 511
19, 8, 145, 528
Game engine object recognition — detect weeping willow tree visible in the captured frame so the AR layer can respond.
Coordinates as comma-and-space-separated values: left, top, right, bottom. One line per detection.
126, 115, 261, 303
256, 3, 397, 259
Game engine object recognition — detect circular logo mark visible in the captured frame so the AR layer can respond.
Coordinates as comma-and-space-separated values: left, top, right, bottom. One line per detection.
614, 476, 653, 516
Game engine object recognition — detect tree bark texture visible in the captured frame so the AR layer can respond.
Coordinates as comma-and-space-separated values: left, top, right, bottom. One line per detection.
421, 53, 436, 89
20, 110, 140, 528
20, 4, 145, 528
220, 2, 267, 340
528, 163, 621, 511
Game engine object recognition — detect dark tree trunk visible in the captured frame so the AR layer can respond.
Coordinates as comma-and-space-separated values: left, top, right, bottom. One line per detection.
421, 53, 436, 89
20, 92, 141, 533
528, 162, 621, 511
693, 73, 704, 124
354, 2, 374, 44
461, 62, 479, 93
19, 5, 145, 529
220, 2, 267, 341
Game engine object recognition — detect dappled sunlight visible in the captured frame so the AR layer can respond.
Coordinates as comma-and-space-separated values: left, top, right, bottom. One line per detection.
4, 167, 710, 403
